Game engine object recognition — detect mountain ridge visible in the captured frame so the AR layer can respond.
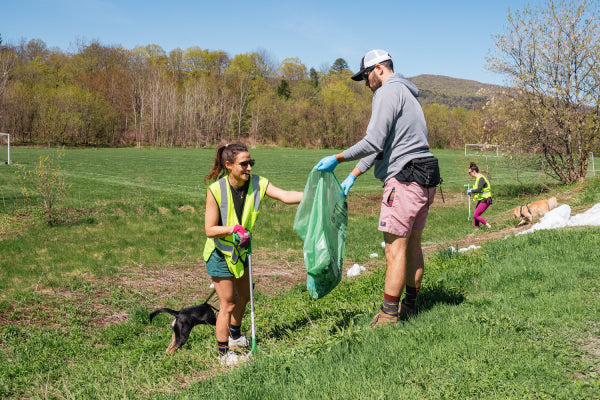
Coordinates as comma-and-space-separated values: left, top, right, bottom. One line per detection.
407, 74, 500, 109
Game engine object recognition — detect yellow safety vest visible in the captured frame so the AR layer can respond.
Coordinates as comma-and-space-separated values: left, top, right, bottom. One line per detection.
473, 174, 492, 202
203, 174, 269, 278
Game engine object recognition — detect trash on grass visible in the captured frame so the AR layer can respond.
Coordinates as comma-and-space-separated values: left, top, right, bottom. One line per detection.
347, 263, 366, 278
448, 245, 481, 253
516, 203, 600, 236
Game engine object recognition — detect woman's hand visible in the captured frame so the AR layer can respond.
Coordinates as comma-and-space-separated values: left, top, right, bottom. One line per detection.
232, 225, 250, 248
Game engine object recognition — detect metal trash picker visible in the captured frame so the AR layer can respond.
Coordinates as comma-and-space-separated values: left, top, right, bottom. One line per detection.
233, 231, 259, 355
247, 241, 259, 354
463, 184, 472, 221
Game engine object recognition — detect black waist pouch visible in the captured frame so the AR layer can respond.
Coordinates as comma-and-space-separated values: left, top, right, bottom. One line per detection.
395, 156, 441, 188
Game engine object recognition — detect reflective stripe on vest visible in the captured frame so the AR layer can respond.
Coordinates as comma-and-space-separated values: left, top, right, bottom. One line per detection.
212, 175, 262, 266
216, 175, 262, 225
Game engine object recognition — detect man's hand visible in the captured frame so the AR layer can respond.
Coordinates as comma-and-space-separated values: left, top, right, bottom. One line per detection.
315, 155, 339, 172
341, 174, 356, 196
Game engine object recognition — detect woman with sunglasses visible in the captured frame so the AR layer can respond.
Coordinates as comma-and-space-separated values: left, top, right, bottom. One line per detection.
203, 143, 303, 365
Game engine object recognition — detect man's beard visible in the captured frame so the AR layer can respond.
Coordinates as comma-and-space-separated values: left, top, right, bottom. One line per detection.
369, 73, 383, 92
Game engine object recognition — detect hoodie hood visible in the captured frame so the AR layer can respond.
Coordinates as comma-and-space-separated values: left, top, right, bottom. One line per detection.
386, 73, 419, 97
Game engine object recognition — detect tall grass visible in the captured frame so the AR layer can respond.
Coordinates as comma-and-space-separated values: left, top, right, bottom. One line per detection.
173, 228, 600, 399
0, 147, 598, 399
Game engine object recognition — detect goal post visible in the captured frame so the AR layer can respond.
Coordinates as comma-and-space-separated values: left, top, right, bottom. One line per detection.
464, 143, 499, 158
0, 133, 9, 165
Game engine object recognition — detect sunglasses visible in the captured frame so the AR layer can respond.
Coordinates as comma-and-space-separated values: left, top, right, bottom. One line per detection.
363, 66, 376, 81
238, 159, 255, 167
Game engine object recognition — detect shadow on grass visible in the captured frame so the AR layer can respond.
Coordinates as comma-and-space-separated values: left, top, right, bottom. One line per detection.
417, 282, 466, 314
263, 282, 465, 341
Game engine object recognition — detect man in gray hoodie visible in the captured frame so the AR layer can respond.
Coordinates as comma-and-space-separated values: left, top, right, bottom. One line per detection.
315, 49, 439, 326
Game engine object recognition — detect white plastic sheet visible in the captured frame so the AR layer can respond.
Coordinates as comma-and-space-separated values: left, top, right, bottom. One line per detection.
516, 202, 600, 236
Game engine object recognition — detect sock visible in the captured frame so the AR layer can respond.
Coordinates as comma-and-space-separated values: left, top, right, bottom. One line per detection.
218, 340, 229, 356
229, 324, 241, 340
404, 285, 420, 307
381, 293, 400, 315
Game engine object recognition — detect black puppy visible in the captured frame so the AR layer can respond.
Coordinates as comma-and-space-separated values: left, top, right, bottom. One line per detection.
150, 299, 218, 355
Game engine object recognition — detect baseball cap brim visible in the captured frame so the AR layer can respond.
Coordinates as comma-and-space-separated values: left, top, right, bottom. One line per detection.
351, 67, 369, 81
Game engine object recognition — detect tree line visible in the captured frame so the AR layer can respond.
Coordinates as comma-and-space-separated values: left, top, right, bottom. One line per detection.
0, 37, 484, 150
2, 0, 598, 187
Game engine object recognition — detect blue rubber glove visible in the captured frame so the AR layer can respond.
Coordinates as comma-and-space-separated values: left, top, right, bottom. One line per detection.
341, 174, 356, 196
466, 189, 471, 195
315, 155, 339, 172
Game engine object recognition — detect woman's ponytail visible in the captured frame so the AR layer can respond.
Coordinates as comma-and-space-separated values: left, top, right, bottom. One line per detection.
204, 143, 249, 184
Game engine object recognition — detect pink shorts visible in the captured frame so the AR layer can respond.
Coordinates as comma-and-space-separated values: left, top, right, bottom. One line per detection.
378, 178, 436, 237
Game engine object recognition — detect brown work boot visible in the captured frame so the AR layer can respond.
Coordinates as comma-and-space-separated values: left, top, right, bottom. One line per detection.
370, 308, 398, 327
398, 299, 417, 321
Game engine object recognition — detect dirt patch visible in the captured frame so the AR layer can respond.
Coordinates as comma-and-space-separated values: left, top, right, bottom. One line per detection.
158, 207, 169, 215
0, 253, 311, 330
348, 192, 381, 216
581, 333, 600, 358
112, 249, 307, 303
575, 331, 600, 380
423, 224, 531, 256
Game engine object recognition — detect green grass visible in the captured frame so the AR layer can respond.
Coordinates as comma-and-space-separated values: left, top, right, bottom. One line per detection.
0, 147, 598, 399
173, 228, 600, 400
0, 146, 513, 291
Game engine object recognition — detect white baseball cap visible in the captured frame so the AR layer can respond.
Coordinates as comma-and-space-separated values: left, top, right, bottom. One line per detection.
351, 49, 392, 81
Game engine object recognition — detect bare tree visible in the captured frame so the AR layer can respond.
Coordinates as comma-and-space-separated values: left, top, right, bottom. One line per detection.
486, 0, 600, 183
0, 38, 17, 118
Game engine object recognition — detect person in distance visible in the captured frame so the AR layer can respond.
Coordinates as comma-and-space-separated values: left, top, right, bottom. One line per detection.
466, 162, 492, 229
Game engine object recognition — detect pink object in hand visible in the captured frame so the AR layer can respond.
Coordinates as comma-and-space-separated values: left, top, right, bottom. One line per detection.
232, 225, 250, 248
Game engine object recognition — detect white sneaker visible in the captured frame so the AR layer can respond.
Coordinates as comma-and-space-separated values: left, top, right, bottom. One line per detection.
228, 334, 250, 348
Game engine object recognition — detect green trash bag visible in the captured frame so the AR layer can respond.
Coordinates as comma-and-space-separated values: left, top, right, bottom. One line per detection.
293, 170, 348, 299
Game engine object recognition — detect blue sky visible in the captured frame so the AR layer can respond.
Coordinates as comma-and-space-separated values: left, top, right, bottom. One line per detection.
3, 0, 544, 85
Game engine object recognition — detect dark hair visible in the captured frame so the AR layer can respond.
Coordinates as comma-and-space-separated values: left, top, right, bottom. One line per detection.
469, 162, 479, 173
380, 59, 394, 72
204, 143, 249, 183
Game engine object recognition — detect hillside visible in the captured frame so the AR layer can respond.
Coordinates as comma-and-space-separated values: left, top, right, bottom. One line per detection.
408, 74, 499, 109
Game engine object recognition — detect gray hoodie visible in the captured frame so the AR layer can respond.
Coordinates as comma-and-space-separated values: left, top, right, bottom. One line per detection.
342, 73, 433, 183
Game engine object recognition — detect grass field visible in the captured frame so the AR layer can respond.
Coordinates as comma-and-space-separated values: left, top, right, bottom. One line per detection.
0, 147, 599, 399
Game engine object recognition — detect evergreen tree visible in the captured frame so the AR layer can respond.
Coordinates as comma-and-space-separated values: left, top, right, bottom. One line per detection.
330, 58, 349, 74
276, 79, 291, 99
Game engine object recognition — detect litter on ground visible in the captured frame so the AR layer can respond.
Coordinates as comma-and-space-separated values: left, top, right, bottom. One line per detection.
347, 263, 366, 278
515, 202, 600, 236
448, 245, 481, 253
349, 203, 600, 281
